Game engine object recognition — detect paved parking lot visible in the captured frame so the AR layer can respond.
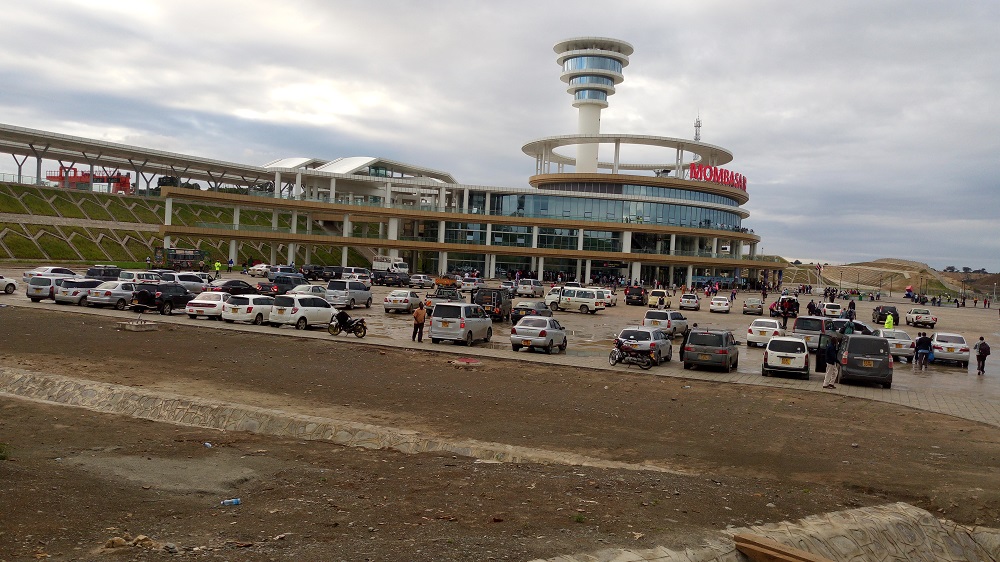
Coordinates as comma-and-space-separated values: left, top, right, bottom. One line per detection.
4, 267, 1000, 426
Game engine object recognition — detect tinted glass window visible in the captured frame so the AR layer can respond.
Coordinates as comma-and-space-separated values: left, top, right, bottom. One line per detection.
349, 282, 365, 291
883, 330, 910, 340
229, 296, 249, 306
433, 305, 462, 319
769, 340, 806, 353
312, 298, 330, 308
519, 318, 547, 328
579, 291, 596, 299
619, 330, 651, 341
273, 296, 294, 307
258, 297, 274, 306
848, 338, 888, 355
29, 277, 52, 286
563, 289, 576, 297
646, 311, 669, 320
795, 318, 823, 331
689, 333, 724, 346
937, 335, 966, 344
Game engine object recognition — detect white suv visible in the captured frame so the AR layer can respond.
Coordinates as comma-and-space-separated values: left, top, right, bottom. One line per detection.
269, 294, 335, 330
516, 279, 544, 297
429, 303, 493, 346
762, 336, 810, 379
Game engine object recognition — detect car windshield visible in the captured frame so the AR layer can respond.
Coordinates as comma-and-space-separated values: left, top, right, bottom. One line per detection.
848, 338, 888, 355
195, 293, 224, 301
328, 281, 347, 290
433, 306, 462, 319
645, 311, 669, 320
681, 294, 696, 300
795, 318, 823, 331
273, 296, 295, 307
825, 303, 841, 309
228, 296, 249, 306
751, 320, 778, 328
63, 280, 101, 288
911, 309, 930, 314
712, 298, 728, 303
937, 335, 966, 344
619, 330, 651, 341
883, 330, 910, 340
769, 340, 806, 353
519, 318, 547, 328
29, 277, 52, 286
97, 281, 118, 289
883, 306, 897, 312
389, 290, 409, 297
689, 333, 724, 346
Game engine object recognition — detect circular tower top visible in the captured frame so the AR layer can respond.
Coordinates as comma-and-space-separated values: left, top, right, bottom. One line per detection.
554, 37, 634, 108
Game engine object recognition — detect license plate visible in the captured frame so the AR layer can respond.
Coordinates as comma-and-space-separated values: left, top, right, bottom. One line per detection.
652, 321, 660, 325
698, 354, 711, 361
780, 358, 791, 365
131, 298, 138, 304
195, 310, 204, 314
895, 343, 903, 348
521, 339, 531, 346
441, 321, 450, 327
947, 347, 954, 353
231, 307, 239, 313
276, 308, 285, 313
759, 331, 767, 335
862, 360, 874, 368
805, 336, 812, 341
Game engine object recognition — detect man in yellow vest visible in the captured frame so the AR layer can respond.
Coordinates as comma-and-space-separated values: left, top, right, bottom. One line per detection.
884, 312, 894, 330
214, 260, 222, 280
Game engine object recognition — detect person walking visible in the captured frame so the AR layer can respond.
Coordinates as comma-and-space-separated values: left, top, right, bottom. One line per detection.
412, 302, 427, 343
145, 256, 151, 270
213, 259, 222, 280
974, 336, 990, 375
227, 258, 234, 273
884, 313, 894, 330
914, 332, 932, 371
822, 337, 839, 389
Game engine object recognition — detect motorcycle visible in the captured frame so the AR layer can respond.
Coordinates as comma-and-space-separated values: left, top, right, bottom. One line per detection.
608, 338, 652, 370
328, 309, 367, 338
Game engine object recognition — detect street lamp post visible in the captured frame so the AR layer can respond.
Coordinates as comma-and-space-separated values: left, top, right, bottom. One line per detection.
839, 271, 843, 292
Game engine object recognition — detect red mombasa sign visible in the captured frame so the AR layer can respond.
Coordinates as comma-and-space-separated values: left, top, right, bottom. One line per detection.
689, 163, 746, 191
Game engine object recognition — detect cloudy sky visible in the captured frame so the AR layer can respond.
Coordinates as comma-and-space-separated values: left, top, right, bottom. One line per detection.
1, 0, 997, 271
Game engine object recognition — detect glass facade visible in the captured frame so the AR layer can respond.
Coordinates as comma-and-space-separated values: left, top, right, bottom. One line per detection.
546, 182, 740, 207
569, 76, 614, 87
574, 91, 608, 102
563, 56, 623, 74
537, 228, 579, 250
490, 224, 531, 247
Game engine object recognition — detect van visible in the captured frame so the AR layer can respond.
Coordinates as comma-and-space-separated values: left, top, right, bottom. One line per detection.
790, 315, 834, 351
837, 335, 893, 388
516, 279, 544, 297
119, 270, 161, 283
325, 279, 372, 309
429, 303, 493, 346
544, 287, 605, 314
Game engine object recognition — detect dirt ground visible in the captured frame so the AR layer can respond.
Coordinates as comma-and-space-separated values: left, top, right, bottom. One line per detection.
1, 306, 999, 561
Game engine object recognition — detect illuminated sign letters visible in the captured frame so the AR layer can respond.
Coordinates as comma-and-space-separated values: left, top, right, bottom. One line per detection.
689, 163, 747, 191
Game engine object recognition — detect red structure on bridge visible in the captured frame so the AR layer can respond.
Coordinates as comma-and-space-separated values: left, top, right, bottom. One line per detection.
45, 167, 134, 195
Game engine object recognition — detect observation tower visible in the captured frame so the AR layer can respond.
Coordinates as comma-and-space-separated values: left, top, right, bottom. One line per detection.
553, 37, 634, 173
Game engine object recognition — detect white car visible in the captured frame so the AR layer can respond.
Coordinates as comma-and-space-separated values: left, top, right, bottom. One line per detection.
597, 288, 618, 306
516, 279, 544, 297
510, 316, 568, 354
186, 291, 231, 319
678, 293, 700, 311
247, 263, 271, 277
746, 318, 785, 347
54, 278, 103, 305
641, 309, 688, 337
288, 284, 327, 296
762, 336, 810, 379
0, 275, 19, 294
22, 266, 77, 282
820, 302, 842, 317
384, 289, 422, 313
872, 329, 915, 362
221, 294, 274, 325
544, 286, 605, 314
930, 332, 970, 368
158, 271, 210, 293
408, 274, 435, 289
460, 277, 486, 293
709, 296, 732, 313
269, 294, 335, 329
904, 308, 937, 329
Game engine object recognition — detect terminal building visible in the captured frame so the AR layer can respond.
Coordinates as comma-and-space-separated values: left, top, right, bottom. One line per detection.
0, 37, 781, 287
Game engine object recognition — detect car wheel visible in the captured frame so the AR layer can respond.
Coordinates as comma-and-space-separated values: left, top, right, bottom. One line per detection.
115, 298, 127, 311
188, 314, 197, 319
579, 305, 590, 314
295, 317, 308, 330
464, 331, 474, 346
544, 340, 553, 355
78, 296, 88, 307
253, 313, 264, 325
883, 381, 892, 389
549, 302, 558, 312
224, 319, 234, 323
365, 297, 372, 308
929, 324, 935, 329
29, 298, 39, 303
3, 283, 13, 294
512, 344, 522, 352
431, 338, 440, 344
348, 298, 355, 310
485, 327, 492, 342
683, 361, 692, 370
559, 338, 568, 353
962, 361, 969, 368
761, 367, 769, 376
161, 302, 172, 315
664, 346, 672, 362
652, 350, 661, 366
609, 351, 619, 366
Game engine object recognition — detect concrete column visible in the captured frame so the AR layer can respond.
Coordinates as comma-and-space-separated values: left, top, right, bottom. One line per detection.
622, 231, 632, 254
293, 172, 302, 199
305, 213, 312, 235
438, 187, 446, 212
686, 265, 694, 288
712, 237, 719, 257
274, 171, 281, 199
288, 210, 298, 264
229, 240, 237, 263
463, 189, 470, 213
630, 261, 641, 284
387, 217, 399, 240
487, 254, 496, 279
305, 246, 312, 264
484, 192, 491, 216
536, 257, 545, 281
669, 266, 675, 286
437, 220, 446, 244
163, 235, 172, 249
577, 229, 584, 251
272, 210, 279, 230
164, 197, 173, 226
531, 226, 540, 248
575, 260, 582, 282
270, 245, 277, 265
384, 182, 392, 208
750, 243, 758, 258
439, 251, 448, 275
343, 214, 352, 238
329, 178, 337, 202
584, 260, 592, 284
670, 234, 676, 255
530, 257, 537, 271
485, 223, 492, 246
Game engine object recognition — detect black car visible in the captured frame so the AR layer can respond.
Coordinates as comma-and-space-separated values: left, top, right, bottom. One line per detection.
321, 266, 344, 281
510, 300, 552, 320
256, 273, 307, 296
373, 271, 410, 287
85, 265, 122, 282
871, 305, 900, 325
624, 286, 648, 306
209, 279, 258, 296
300, 264, 325, 281
131, 282, 195, 315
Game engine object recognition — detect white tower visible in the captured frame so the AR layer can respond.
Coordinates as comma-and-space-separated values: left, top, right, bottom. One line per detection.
554, 37, 633, 173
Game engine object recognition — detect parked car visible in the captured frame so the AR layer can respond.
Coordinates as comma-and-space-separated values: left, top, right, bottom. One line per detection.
762, 336, 810, 379
498, 280, 517, 296
186, 291, 231, 319
158, 271, 210, 293
905, 308, 937, 329
678, 293, 701, 311
221, 294, 274, 325
510, 316, 568, 354
459, 276, 486, 293
209, 279, 258, 295
288, 284, 328, 297
746, 318, 785, 347
641, 309, 688, 338
343, 272, 372, 288
516, 279, 544, 297
682, 329, 739, 372
269, 294, 335, 330
87, 281, 138, 310
54, 278, 102, 305
266, 265, 297, 282
256, 273, 308, 296
0, 275, 18, 295
836, 334, 893, 388
409, 274, 435, 289
819, 302, 842, 317
510, 300, 552, 320
871, 305, 900, 325
384, 289, 422, 313
119, 270, 161, 283
742, 297, 764, 315
709, 296, 732, 313
623, 285, 648, 306
84, 265, 122, 282
769, 296, 800, 318
300, 264, 325, 281
790, 315, 834, 351
325, 279, 372, 309
131, 282, 196, 315
616, 326, 673, 366
544, 287, 605, 314
872, 329, 915, 362
473, 287, 512, 321
647, 289, 671, 308
247, 263, 271, 277
320, 266, 344, 281
597, 288, 618, 306
26, 276, 66, 302
429, 302, 493, 346
930, 333, 970, 368
374, 271, 410, 287
22, 266, 77, 282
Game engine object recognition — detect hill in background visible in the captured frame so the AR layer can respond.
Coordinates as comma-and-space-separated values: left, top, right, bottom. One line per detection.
781, 257, 979, 296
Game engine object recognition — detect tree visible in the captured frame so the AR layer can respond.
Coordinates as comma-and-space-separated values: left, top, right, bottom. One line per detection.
944, 266, 957, 272
962, 267, 972, 273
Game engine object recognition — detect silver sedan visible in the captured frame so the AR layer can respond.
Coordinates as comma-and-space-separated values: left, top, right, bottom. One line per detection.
383, 289, 422, 313
87, 281, 140, 310
872, 329, 915, 362
510, 316, 568, 354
